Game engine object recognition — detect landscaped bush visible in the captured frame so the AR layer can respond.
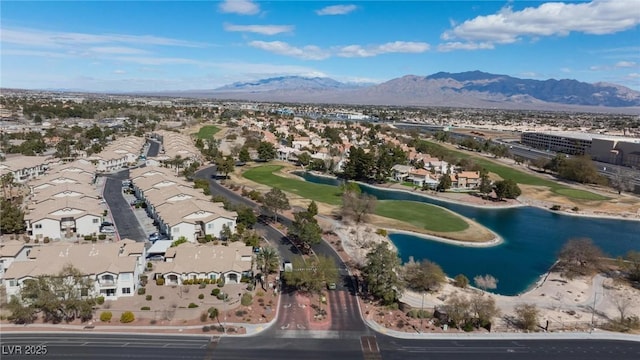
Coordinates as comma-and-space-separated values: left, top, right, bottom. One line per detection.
406, 309, 430, 319
146, 295, 152, 301
217, 277, 225, 288
202, 325, 210, 332
375, 229, 388, 237
98, 234, 107, 240
211, 288, 221, 296
140, 306, 150, 311
188, 303, 199, 308
140, 275, 148, 286
550, 205, 562, 211
235, 310, 247, 317
156, 277, 165, 286
216, 292, 228, 301
96, 296, 105, 305
199, 282, 207, 289
43, 237, 50, 243
241, 293, 253, 306
200, 312, 208, 322
159, 296, 165, 300
100, 311, 112, 322
137, 288, 146, 295
120, 311, 135, 323
198, 294, 204, 300
246, 284, 254, 291
256, 290, 264, 297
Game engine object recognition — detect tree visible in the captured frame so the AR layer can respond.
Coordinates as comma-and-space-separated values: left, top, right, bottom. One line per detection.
341, 191, 377, 223
611, 293, 633, 323
558, 155, 605, 184
17, 264, 96, 323
557, 238, 604, 279
288, 203, 323, 252
478, 168, 492, 199
453, 274, 469, 288
208, 306, 221, 327
494, 179, 521, 200
0, 199, 25, 234
474, 274, 498, 292
442, 292, 472, 329
514, 304, 539, 331
216, 155, 235, 179
531, 157, 550, 172
283, 255, 338, 294
236, 206, 257, 228
622, 250, 640, 282
238, 146, 251, 163
7, 296, 37, 324
362, 242, 403, 305
342, 146, 374, 181
610, 168, 634, 195
470, 293, 500, 327
1, 172, 15, 199
437, 172, 452, 192
257, 141, 276, 161
402, 257, 446, 292
262, 188, 290, 222
297, 152, 311, 167
256, 246, 280, 290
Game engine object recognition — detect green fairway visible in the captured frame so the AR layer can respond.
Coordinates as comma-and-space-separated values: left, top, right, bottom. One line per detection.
424, 141, 609, 201
195, 125, 221, 139
243, 165, 342, 205
244, 165, 473, 233
375, 200, 469, 232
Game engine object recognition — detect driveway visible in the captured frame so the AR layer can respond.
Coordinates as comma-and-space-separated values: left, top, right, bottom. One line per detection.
101, 171, 147, 242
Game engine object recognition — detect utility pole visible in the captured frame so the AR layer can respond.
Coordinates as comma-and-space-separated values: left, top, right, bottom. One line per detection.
420, 292, 425, 332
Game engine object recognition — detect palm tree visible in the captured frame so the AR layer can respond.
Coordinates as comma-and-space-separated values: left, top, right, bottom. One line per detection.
208, 307, 221, 328
256, 247, 280, 290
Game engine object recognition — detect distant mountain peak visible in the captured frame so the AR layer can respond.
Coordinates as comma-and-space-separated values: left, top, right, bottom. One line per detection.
215, 76, 355, 92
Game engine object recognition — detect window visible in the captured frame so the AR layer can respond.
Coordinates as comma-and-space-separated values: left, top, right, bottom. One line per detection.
81, 288, 89, 297
120, 273, 131, 281
93, 218, 99, 223
122, 287, 131, 294
34, 224, 42, 229
9, 280, 16, 286
173, 227, 180, 233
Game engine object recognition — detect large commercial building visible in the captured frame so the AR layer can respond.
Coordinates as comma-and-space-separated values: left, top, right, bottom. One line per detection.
521, 131, 640, 168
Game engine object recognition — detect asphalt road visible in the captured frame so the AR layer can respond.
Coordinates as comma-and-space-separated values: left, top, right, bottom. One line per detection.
147, 139, 160, 157
2, 332, 639, 360
100, 169, 146, 242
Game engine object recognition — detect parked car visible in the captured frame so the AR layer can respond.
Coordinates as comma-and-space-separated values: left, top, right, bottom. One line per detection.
148, 232, 160, 242
147, 255, 164, 261
327, 282, 337, 290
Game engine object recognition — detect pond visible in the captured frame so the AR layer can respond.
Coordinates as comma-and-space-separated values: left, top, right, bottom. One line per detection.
298, 172, 640, 295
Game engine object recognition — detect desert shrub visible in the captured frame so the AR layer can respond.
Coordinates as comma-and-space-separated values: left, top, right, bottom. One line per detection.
216, 292, 228, 301
241, 293, 253, 306
246, 284, 254, 291
146, 295, 152, 301
96, 296, 105, 305
572, 206, 580, 212
550, 205, 561, 211
199, 282, 207, 289
137, 288, 146, 295
256, 290, 264, 297
202, 325, 210, 332
375, 229, 388, 237
217, 277, 225, 288
100, 311, 112, 322
453, 274, 469, 288
200, 312, 208, 322
188, 303, 199, 308
149, 319, 157, 325
198, 294, 205, 300
120, 311, 135, 323
211, 288, 221, 296
140, 275, 148, 286
156, 277, 165, 286
406, 309, 430, 319
98, 234, 106, 240
159, 296, 165, 300
140, 306, 150, 311
43, 237, 50, 243
235, 310, 247, 317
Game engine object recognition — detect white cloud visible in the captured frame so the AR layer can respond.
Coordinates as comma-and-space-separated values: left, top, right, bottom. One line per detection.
437, 41, 494, 52
337, 41, 430, 58
316, 5, 358, 16
223, 23, 294, 35
219, 0, 260, 15
1, 27, 205, 48
249, 40, 429, 59
615, 61, 637, 68
441, 0, 640, 48
628, 73, 640, 78
248, 41, 330, 60
113, 69, 126, 74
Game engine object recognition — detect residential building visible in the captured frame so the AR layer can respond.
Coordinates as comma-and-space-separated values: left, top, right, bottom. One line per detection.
154, 241, 253, 285
24, 198, 104, 240
0, 155, 51, 183
0, 240, 31, 285
3, 240, 146, 300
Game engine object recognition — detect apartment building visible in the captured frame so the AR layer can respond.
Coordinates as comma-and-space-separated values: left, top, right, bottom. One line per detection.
3, 240, 146, 300
154, 241, 253, 285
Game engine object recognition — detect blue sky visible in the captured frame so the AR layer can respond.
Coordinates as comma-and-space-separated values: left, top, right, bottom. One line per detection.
1, 0, 639, 92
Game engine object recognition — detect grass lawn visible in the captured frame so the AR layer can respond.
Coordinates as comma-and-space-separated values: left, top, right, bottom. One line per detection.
426, 142, 609, 201
375, 200, 469, 232
244, 165, 473, 233
195, 125, 221, 139
243, 165, 342, 205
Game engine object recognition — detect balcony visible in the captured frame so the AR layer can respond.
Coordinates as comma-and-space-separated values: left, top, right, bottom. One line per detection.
98, 278, 116, 287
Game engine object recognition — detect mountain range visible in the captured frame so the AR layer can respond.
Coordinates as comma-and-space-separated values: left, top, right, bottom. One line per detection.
167, 71, 640, 112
